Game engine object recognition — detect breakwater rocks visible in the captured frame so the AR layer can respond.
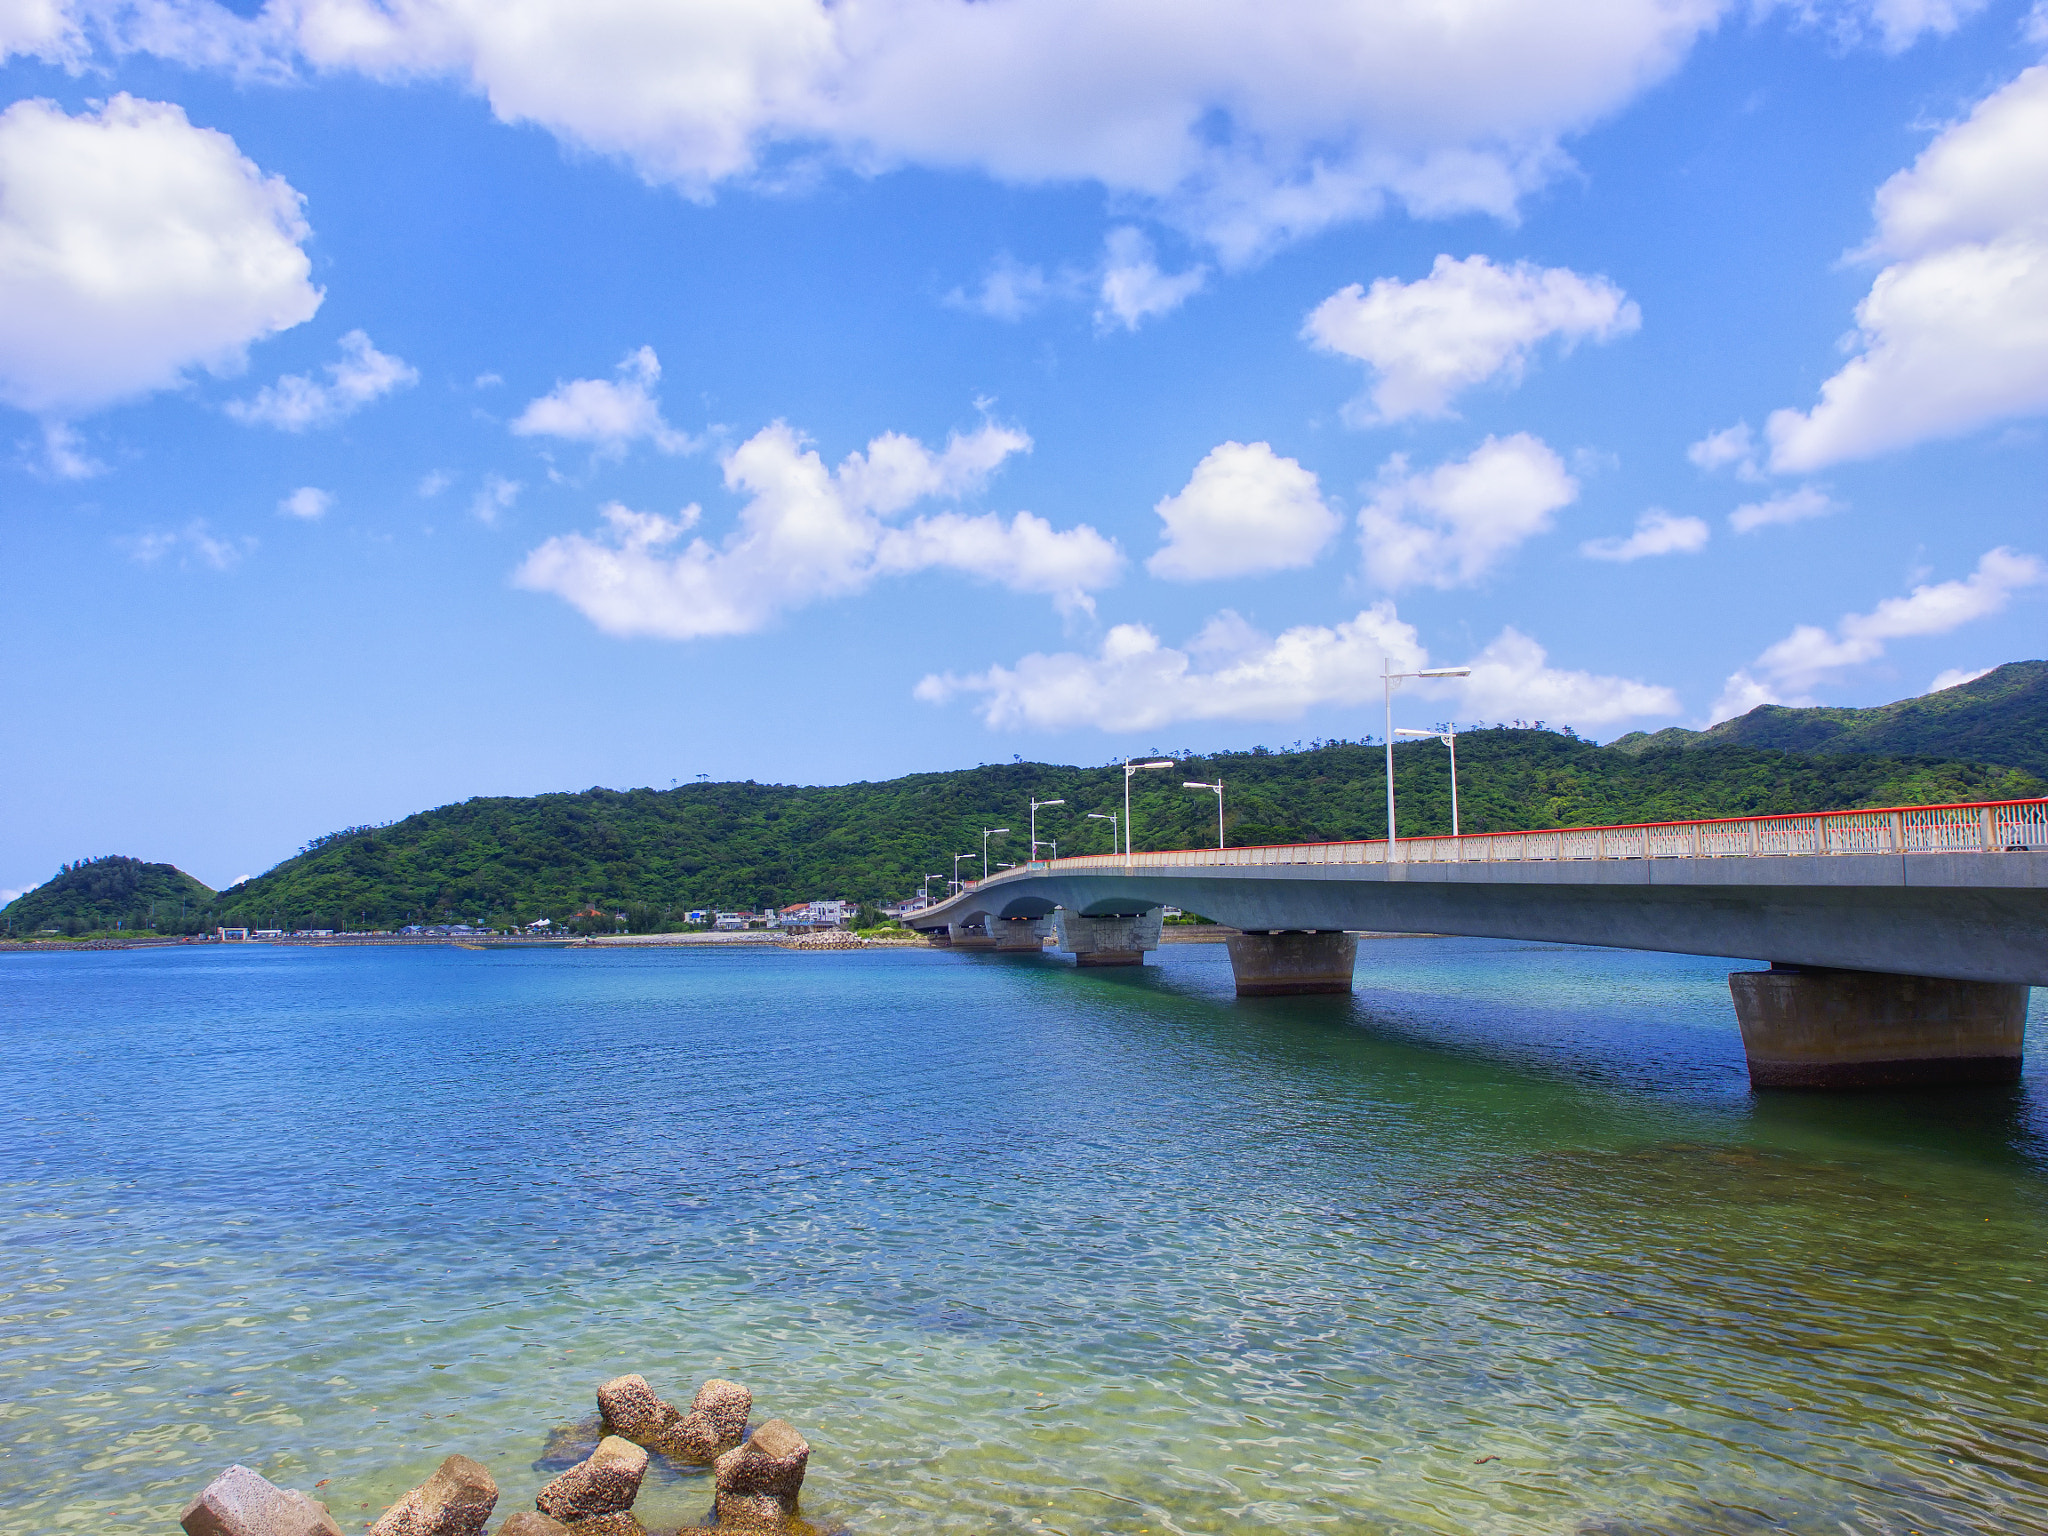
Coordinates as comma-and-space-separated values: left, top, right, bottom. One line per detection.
179, 1375, 829, 1536
774, 931, 921, 950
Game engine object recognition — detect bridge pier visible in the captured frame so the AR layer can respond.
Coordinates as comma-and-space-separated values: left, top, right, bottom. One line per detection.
1729, 965, 2028, 1089
1055, 908, 1163, 968
993, 916, 1052, 951
947, 921, 996, 951
1226, 931, 1358, 996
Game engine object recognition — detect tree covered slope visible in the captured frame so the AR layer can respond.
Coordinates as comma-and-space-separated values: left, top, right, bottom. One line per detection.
1611, 661, 2048, 779
2, 856, 215, 936
192, 730, 2041, 930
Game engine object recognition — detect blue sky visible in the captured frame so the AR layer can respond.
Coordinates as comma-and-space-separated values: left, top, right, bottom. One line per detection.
3, 0, 2046, 893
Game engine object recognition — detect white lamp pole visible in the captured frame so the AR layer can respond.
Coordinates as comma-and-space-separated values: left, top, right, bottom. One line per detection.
1383, 661, 1471, 857
1122, 758, 1175, 859
1394, 723, 1462, 837
1184, 780, 1225, 848
952, 852, 974, 892
923, 874, 942, 907
981, 827, 1011, 881
1030, 797, 1065, 861
1087, 810, 1118, 855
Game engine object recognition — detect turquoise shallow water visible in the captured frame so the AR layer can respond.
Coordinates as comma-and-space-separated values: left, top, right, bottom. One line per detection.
4, 939, 2048, 1536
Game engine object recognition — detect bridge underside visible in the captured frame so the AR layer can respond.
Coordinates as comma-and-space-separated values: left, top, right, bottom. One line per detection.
909, 850, 2048, 1090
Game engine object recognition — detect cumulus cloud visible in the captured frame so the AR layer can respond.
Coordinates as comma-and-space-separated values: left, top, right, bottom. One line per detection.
228, 330, 417, 429
915, 601, 1676, 731
0, 0, 82, 65
1096, 227, 1206, 330
946, 255, 1066, 321
472, 474, 521, 526
278, 486, 331, 520
512, 346, 694, 455
1579, 507, 1709, 562
1359, 433, 1576, 589
1708, 546, 2045, 721
516, 417, 1120, 636
1147, 442, 1340, 581
1766, 63, 2048, 471
95, 0, 1741, 264
36, 421, 102, 479
0, 94, 320, 417
1304, 254, 1638, 422
1928, 663, 1993, 691
1729, 484, 1837, 533
122, 518, 250, 571
1687, 420, 1760, 478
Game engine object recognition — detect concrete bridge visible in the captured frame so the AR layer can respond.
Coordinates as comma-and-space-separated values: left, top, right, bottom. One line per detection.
906, 797, 2048, 1091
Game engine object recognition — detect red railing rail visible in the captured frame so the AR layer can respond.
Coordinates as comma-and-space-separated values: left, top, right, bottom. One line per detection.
971, 795, 2048, 881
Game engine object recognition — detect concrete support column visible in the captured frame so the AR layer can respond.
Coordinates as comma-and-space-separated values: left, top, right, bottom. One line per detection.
993, 917, 1052, 952
1225, 931, 1358, 997
947, 921, 996, 951
1729, 965, 2028, 1089
923, 930, 952, 948
1054, 908, 1164, 968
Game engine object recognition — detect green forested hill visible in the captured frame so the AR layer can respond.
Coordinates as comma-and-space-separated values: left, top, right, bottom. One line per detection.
1611, 661, 2048, 778
182, 730, 2040, 931
2, 856, 215, 937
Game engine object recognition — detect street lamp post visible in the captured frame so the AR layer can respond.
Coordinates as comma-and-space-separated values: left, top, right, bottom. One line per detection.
1383, 660, 1471, 857
952, 852, 974, 893
922, 874, 943, 907
1183, 779, 1225, 849
981, 826, 1011, 880
1030, 797, 1065, 861
1394, 723, 1462, 836
1122, 758, 1175, 858
1087, 810, 1118, 855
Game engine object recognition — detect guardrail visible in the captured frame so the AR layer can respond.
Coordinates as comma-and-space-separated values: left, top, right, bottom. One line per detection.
955, 796, 2048, 885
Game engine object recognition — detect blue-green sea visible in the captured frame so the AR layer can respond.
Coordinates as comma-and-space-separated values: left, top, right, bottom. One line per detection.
5, 938, 2048, 1536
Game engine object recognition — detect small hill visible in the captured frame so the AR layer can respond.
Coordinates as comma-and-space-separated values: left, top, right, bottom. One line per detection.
1611, 661, 2048, 779
206, 731, 2042, 931
2, 855, 216, 937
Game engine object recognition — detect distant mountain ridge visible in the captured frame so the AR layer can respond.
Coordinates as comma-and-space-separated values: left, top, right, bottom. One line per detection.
1610, 661, 2048, 781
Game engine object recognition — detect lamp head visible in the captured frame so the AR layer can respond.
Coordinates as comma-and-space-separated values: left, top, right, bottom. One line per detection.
1415, 667, 1472, 678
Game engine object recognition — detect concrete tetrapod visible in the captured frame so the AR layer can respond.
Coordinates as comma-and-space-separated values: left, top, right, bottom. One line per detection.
367, 1455, 498, 1536
658, 1378, 753, 1464
597, 1375, 681, 1444
535, 1437, 648, 1523
713, 1419, 810, 1527
180, 1466, 344, 1536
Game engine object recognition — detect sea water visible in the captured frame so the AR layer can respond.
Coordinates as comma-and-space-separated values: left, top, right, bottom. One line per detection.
3, 939, 2047, 1536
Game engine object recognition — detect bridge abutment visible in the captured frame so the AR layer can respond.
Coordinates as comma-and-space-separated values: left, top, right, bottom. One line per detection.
947, 921, 996, 950
993, 917, 1051, 952
1055, 908, 1163, 967
1729, 965, 2028, 1089
1226, 931, 1358, 996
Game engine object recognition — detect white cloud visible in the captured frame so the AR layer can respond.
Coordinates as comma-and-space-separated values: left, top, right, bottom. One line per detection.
1709, 546, 2045, 720
516, 417, 1119, 636
1304, 254, 1638, 423
1580, 507, 1709, 562
0, 0, 82, 66
1928, 663, 1994, 691
417, 469, 452, 497
1686, 420, 1760, 478
37, 421, 102, 479
1096, 227, 1206, 331
511, 346, 693, 455
1766, 63, 2048, 471
946, 255, 1064, 321
472, 474, 521, 526
0, 95, 320, 418
1147, 441, 1340, 581
122, 518, 250, 571
1729, 484, 1837, 533
228, 330, 417, 429
915, 601, 1676, 732
278, 486, 331, 520
1359, 433, 1576, 589
113, 0, 1737, 265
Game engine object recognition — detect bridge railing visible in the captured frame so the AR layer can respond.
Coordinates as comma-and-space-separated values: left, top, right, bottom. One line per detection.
984, 796, 2048, 882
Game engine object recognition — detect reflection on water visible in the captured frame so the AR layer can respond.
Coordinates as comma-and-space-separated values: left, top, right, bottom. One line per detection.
2, 939, 2045, 1535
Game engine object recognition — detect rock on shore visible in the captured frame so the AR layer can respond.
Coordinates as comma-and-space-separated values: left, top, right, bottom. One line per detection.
180, 1465, 343, 1536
